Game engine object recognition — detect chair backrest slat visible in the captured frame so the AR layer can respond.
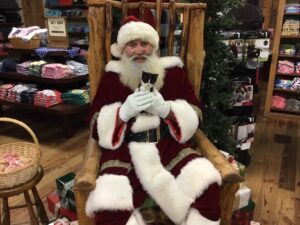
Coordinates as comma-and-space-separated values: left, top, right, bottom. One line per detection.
87, 0, 206, 100
105, 2, 113, 62
155, 0, 162, 37
122, 0, 128, 20
139, 2, 145, 21
179, 7, 189, 60
167, 0, 175, 56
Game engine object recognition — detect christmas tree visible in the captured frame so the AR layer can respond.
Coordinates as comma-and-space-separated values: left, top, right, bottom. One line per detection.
199, 0, 242, 155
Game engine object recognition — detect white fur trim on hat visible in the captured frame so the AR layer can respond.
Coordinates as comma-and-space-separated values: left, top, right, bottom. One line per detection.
111, 21, 159, 58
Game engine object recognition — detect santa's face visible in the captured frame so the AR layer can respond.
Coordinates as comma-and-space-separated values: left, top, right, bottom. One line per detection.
123, 39, 154, 64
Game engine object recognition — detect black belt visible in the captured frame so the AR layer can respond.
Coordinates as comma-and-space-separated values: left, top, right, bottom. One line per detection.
127, 123, 169, 143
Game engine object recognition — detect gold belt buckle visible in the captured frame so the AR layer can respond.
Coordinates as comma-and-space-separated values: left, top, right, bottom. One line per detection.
156, 127, 160, 142
146, 130, 150, 142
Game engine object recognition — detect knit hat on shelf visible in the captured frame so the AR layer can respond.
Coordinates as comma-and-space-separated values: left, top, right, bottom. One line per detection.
110, 15, 159, 58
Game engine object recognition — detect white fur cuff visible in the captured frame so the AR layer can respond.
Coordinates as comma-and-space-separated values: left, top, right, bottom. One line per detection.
97, 102, 127, 149
168, 100, 199, 143
85, 174, 133, 217
176, 158, 222, 201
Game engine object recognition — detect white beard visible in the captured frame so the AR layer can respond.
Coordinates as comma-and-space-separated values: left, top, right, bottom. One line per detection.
119, 53, 165, 91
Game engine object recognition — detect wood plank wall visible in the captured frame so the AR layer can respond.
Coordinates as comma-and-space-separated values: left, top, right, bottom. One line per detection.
21, 0, 45, 28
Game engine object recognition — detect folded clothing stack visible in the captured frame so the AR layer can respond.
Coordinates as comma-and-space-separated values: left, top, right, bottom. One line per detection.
285, 4, 300, 14
62, 89, 90, 105
277, 60, 295, 74
41, 64, 74, 79
0, 83, 15, 100
272, 95, 286, 109
66, 60, 88, 76
34, 89, 63, 107
16, 61, 32, 75
29, 60, 48, 76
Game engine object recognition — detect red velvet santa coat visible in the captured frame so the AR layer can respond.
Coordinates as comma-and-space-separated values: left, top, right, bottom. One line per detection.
85, 56, 222, 225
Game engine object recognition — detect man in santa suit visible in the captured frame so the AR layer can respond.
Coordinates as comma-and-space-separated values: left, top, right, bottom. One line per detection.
85, 16, 222, 225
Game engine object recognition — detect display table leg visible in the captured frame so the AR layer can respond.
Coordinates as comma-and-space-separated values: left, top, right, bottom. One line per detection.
32, 187, 49, 225
2, 197, 10, 225
24, 191, 39, 225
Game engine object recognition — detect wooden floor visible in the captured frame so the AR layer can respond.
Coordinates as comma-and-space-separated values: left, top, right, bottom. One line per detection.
0, 80, 299, 225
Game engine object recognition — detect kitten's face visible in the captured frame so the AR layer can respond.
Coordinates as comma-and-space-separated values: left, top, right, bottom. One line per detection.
141, 71, 158, 91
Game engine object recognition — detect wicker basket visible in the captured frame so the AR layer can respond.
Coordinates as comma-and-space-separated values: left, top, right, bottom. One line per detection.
9, 36, 41, 49
0, 117, 41, 189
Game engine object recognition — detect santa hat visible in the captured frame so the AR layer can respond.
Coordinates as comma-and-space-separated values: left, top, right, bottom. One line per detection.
110, 16, 159, 58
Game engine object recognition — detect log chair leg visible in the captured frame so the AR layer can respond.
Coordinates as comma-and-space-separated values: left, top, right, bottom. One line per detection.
31, 187, 49, 225
24, 191, 39, 225
1, 197, 10, 225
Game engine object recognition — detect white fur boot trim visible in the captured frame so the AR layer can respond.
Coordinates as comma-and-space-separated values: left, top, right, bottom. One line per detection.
176, 158, 222, 200
126, 209, 146, 225
85, 174, 133, 217
183, 208, 220, 225
129, 142, 193, 224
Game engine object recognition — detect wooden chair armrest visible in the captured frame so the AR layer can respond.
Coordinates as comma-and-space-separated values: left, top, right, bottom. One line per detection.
74, 137, 101, 191
194, 129, 243, 183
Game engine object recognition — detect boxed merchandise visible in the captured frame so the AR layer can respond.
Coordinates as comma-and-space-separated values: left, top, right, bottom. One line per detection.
66, 188, 76, 212
232, 183, 251, 211
56, 172, 75, 200
48, 217, 70, 225
47, 192, 61, 218
232, 199, 255, 225
59, 207, 78, 221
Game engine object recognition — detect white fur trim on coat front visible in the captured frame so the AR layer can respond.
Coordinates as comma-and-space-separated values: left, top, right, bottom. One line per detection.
168, 100, 199, 143
126, 209, 146, 225
105, 57, 183, 74
97, 102, 126, 149
160, 56, 184, 69
131, 113, 160, 133
176, 158, 222, 201
129, 142, 193, 224
85, 174, 133, 217
184, 208, 220, 225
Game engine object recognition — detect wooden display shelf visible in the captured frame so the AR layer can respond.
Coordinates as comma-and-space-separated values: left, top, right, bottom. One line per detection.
44, 4, 87, 9
271, 108, 300, 116
281, 35, 300, 39
0, 7, 21, 11
264, 0, 300, 119
0, 100, 89, 137
0, 22, 24, 27
0, 99, 88, 115
276, 72, 300, 77
3, 47, 72, 57
0, 72, 88, 85
273, 88, 300, 94
278, 54, 300, 59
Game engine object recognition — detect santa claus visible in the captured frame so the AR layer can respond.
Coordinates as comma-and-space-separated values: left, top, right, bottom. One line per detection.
85, 16, 222, 225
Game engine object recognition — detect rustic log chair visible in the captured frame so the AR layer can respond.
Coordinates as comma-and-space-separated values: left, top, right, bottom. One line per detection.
74, 0, 243, 225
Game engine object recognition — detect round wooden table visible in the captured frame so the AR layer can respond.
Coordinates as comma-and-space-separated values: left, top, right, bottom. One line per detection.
0, 166, 49, 225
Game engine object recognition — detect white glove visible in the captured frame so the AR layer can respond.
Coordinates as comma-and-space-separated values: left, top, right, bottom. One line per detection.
119, 89, 154, 122
145, 88, 170, 118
